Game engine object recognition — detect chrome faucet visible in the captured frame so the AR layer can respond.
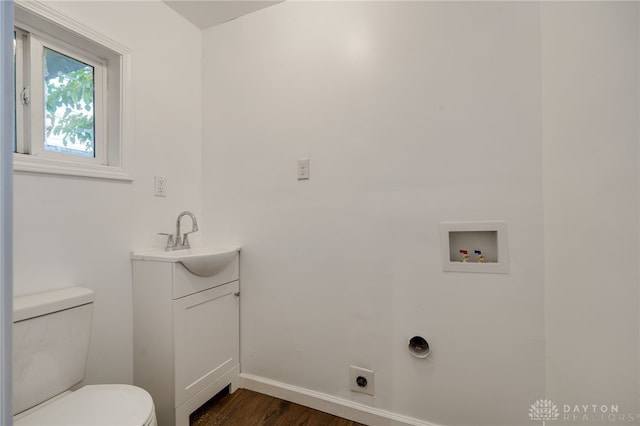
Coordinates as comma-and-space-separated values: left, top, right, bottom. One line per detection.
176, 211, 199, 249
159, 211, 199, 251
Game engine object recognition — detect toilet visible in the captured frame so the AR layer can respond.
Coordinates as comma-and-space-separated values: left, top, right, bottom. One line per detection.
13, 287, 158, 426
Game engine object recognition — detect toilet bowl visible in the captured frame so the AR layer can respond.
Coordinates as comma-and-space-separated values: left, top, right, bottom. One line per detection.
13, 287, 158, 426
14, 385, 157, 426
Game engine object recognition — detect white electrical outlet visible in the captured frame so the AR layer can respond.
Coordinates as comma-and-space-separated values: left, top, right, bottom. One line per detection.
349, 365, 375, 396
154, 176, 167, 197
297, 158, 310, 180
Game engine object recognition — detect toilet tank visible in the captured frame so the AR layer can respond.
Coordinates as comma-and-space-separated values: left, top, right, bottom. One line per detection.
13, 287, 95, 415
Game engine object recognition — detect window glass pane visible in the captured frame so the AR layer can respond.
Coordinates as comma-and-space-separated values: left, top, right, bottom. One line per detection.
43, 48, 95, 157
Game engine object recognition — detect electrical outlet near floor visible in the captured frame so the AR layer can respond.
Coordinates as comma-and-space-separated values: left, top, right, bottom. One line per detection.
349, 365, 375, 396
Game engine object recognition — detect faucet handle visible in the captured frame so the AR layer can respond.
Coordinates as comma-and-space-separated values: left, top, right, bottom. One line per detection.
157, 233, 175, 251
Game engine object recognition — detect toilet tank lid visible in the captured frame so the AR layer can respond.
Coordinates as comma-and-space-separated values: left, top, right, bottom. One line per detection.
14, 287, 95, 323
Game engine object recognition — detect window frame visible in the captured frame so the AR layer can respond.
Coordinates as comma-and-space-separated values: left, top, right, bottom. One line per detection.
14, 28, 26, 156
23, 31, 106, 164
14, 1, 133, 181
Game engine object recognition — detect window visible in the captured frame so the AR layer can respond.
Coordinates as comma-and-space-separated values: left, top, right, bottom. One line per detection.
42, 47, 97, 158
14, 2, 132, 180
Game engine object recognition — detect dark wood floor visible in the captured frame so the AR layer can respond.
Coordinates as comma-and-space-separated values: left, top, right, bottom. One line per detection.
190, 388, 367, 426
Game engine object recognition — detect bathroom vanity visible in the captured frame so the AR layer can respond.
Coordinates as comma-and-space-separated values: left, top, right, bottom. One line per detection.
131, 247, 240, 426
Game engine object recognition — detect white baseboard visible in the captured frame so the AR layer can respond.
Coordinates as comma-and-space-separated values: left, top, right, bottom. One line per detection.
240, 373, 441, 426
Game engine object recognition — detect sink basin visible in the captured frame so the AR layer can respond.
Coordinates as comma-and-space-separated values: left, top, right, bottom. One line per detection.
131, 247, 240, 277
178, 250, 237, 277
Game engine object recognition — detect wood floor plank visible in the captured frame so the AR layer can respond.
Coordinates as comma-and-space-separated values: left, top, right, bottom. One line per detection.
190, 388, 367, 426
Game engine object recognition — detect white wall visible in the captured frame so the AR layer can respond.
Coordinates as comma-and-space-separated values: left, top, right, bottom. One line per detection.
202, 2, 545, 425
542, 2, 640, 423
13, 0, 203, 386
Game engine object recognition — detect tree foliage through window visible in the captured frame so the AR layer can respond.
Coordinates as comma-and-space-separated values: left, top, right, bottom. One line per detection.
44, 48, 95, 154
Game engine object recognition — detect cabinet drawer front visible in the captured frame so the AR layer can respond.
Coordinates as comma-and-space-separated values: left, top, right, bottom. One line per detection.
173, 281, 240, 407
172, 254, 239, 299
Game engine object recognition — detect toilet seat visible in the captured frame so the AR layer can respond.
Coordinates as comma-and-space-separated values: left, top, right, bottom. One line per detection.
14, 384, 157, 426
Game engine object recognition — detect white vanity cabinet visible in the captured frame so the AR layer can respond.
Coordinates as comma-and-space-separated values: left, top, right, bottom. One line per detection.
132, 248, 240, 426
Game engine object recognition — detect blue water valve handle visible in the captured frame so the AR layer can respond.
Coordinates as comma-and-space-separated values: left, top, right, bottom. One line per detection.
474, 250, 485, 263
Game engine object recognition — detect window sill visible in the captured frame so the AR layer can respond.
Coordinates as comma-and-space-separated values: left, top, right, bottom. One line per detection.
14, 153, 133, 181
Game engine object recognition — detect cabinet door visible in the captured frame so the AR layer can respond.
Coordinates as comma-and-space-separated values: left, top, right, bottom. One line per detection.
173, 281, 239, 407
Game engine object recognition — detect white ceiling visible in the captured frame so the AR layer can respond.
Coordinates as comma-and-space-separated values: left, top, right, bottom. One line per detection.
162, 1, 282, 29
